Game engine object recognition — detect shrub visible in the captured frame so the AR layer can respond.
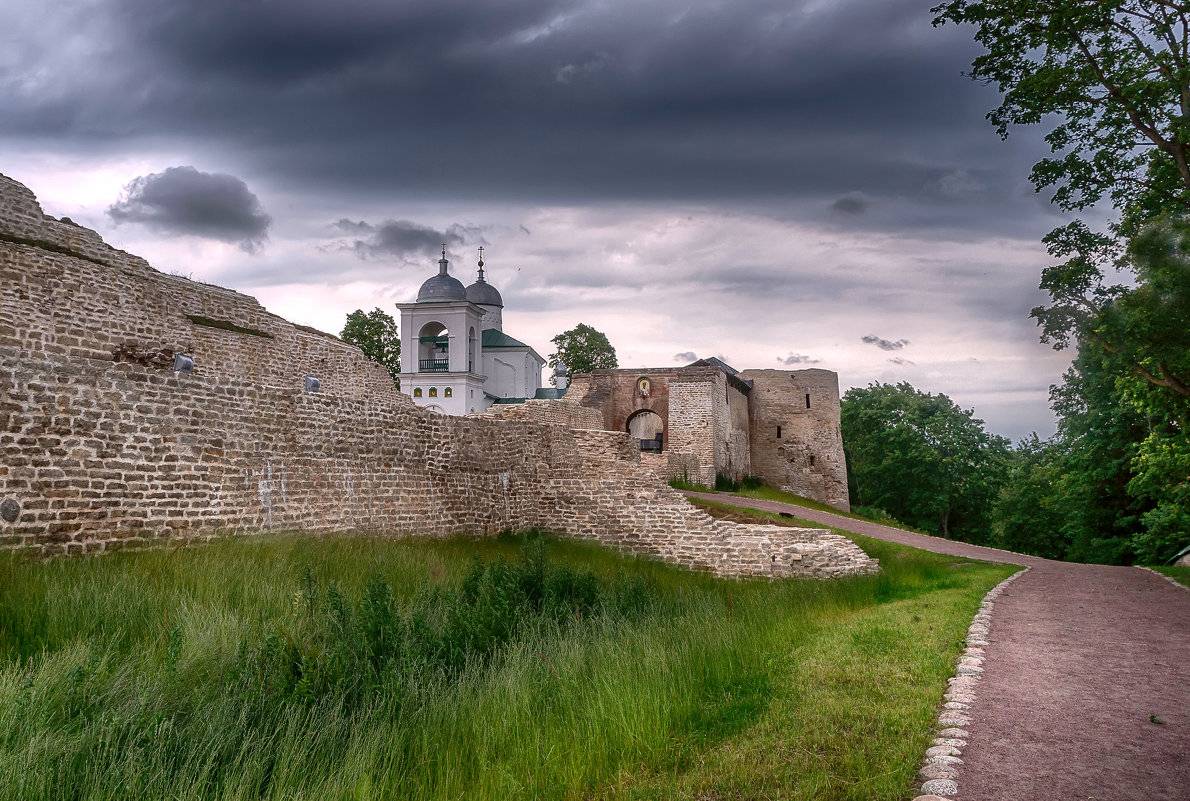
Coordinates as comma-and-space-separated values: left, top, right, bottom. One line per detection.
852, 506, 906, 527
669, 476, 708, 491
712, 474, 763, 492
714, 473, 739, 491
238, 534, 657, 706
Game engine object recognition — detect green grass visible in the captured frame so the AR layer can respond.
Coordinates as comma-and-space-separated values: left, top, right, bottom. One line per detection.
0, 528, 1012, 801
668, 476, 711, 492
1149, 565, 1190, 587
703, 484, 934, 533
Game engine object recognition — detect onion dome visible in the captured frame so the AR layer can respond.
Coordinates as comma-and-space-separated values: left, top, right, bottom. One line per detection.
465, 248, 504, 307
417, 247, 467, 302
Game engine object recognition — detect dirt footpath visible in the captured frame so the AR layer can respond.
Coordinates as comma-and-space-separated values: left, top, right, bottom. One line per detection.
684, 492, 1190, 801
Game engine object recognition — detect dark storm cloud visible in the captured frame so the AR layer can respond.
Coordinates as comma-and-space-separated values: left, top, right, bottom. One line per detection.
778, 353, 820, 365
107, 166, 271, 251
3, 0, 1054, 237
673, 351, 698, 363
862, 335, 910, 351
343, 219, 467, 260
831, 196, 869, 216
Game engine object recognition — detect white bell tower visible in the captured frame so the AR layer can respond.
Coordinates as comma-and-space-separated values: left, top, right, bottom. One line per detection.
397, 247, 487, 414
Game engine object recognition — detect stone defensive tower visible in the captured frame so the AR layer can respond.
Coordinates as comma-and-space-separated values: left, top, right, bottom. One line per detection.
566, 361, 850, 511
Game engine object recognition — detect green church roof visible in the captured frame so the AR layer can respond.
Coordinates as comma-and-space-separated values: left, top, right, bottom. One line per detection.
481, 328, 531, 349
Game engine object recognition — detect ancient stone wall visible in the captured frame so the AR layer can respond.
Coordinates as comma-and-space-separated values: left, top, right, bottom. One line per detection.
0, 173, 874, 577
637, 452, 669, 481
479, 398, 604, 430
720, 380, 752, 480
742, 369, 850, 511
664, 374, 717, 486
569, 367, 750, 486
567, 368, 680, 437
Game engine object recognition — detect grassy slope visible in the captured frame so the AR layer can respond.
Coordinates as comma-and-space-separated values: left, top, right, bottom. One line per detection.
1151, 565, 1190, 587
698, 484, 931, 534
0, 527, 1011, 801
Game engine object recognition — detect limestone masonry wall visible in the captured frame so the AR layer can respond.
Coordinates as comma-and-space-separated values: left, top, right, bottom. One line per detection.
0, 173, 874, 577
569, 364, 845, 510
569, 368, 752, 486
667, 376, 718, 486
479, 398, 604, 430
743, 369, 850, 511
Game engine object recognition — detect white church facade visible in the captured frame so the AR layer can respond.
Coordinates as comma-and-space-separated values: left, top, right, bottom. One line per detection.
397, 248, 547, 414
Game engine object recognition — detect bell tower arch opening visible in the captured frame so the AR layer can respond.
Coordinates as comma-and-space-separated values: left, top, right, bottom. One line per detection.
418, 321, 449, 372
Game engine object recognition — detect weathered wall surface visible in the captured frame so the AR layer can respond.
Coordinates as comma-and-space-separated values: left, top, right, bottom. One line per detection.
569, 368, 751, 486
0, 173, 874, 577
742, 369, 850, 511
479, 398, 604, 430
720, 380, 751, 480
666, 376, 716, 485
568, 368, 680, 438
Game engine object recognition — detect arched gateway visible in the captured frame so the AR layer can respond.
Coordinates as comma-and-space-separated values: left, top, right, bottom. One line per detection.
626, 408, 665, 451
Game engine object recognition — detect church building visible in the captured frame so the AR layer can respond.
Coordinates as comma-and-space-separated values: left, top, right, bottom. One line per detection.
394, 246, 849, 511
397, 248, 546, 414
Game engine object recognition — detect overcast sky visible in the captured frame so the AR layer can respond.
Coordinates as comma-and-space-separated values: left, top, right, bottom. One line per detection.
1, 0, 1076, 439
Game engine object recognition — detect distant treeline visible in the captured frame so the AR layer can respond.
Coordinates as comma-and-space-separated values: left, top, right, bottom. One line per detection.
841, 373, 1188, 566
878, 1, 1190, 565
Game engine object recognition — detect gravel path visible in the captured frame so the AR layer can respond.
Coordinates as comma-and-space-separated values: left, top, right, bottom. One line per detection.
684, 491, 1190, 801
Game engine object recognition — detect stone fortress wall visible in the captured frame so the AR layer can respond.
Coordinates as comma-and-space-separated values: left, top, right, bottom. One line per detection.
742, 369, 851, 511
566, 368, 754, 488
0, 173, 875, 578
567, 364, 850, 511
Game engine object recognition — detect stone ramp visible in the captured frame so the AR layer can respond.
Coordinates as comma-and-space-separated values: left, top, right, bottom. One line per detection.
686, 491, 1190, 800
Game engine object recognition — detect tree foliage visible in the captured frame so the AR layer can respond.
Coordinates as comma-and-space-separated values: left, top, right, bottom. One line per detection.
341, 308, 401, 385
548, 323, 618, 375
933, 1, 1190, 563
991, 435, 1071, 559
933, 0, 1190, 223
842, 382, 1010, 543
936, 0, 1190, 396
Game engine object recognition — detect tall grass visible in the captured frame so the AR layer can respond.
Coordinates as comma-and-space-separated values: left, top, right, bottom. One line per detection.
0, 530, 1010, 800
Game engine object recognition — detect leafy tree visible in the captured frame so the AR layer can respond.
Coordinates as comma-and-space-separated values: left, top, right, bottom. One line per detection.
932, 0, 1190, 226
548, 323, 618, 374
842, 382, 1010, 542
341, 308, 401, 385
936, 1, 1190, 563
991, 436, 1071, 559
1125, 377, 1190, 562
1048, 348, 1151, 563
934, 0, 1190, 396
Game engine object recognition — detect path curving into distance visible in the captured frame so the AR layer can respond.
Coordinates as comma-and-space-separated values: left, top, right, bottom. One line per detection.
684, 491, 1190, 801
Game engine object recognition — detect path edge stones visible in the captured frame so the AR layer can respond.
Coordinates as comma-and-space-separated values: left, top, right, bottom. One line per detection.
1136, 566, 1188, 592
912, 566, 1030, 800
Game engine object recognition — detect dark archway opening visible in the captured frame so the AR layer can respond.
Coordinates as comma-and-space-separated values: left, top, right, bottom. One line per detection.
626, 409, 664, 452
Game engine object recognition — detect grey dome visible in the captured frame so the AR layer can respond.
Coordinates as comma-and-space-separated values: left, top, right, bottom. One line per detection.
465, 279, 503, 307
417, 252, 467, 302
417, 273, 467, 302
